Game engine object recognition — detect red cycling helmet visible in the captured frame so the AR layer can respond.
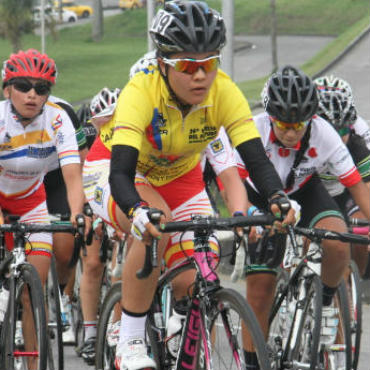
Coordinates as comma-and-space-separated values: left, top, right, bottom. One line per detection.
2, 49, 57, 85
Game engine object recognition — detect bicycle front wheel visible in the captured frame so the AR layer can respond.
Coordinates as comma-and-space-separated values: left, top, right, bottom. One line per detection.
46, 255, 64, 370
95, 281, 122, 370
347, 260, 362, 370
3, 263, 48, 370
204, 288, 271, 370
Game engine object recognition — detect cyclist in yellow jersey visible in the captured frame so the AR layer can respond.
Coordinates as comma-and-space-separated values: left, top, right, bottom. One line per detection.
87, 2, 296, 369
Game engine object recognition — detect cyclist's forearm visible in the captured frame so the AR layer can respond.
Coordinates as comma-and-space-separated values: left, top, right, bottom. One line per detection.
109, 144, 142, 216
218, 166, 248, 214
61, 163, 84, 215
236, 138, 284, 198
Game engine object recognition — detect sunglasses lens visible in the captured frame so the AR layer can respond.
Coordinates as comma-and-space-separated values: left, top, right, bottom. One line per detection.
13, 80, 32, 93
12, 80, 50, 95
273, 119, 308, 131
173, 57, 219, 74
34, 84, 50, 95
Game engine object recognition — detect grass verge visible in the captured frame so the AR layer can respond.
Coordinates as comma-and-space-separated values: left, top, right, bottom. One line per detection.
239, 15, 370, 106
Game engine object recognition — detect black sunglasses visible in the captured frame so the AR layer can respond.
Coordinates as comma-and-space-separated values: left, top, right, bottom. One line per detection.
11, 79, 51, 96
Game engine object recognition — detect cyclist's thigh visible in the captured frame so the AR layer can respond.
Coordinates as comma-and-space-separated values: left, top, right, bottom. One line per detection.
44, 168, 70, 215
83, 157, 131, 232
290, 176, 344, 228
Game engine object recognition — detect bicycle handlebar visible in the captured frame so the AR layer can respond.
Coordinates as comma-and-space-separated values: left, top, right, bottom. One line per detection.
136, 211, 276, 280
0, 223, 78, 233
349, 218, 370, 227
294, 226, 370, 245
161, 214, 276, 233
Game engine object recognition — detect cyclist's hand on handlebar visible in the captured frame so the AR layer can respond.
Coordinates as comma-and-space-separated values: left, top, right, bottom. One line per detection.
131, 206, 164, 244
0, 208, 4, 225
268, 191, 298, 232
70, 212, 91, 238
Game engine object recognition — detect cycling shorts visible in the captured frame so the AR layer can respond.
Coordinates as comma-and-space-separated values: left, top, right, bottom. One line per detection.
0, 185, 52, 257
333, 189, 359, 220
44, 168, 70, 215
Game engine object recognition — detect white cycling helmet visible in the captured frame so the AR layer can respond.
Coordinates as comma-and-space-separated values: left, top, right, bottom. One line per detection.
90, 87, 121, 118
314, 75, 353, 97
317, 88, 357, 131
129, 50, 158, 79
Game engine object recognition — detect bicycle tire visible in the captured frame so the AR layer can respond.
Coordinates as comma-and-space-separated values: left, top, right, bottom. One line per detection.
337, 279, 352, 370
95, 281, 122, 370
347, 260, 362, 370
46, 255, 64, 370
318, 279, 352, 370
147, 261, 270, 370
71, 259, 84, 354
3, 263, 48, 370
205, 287, 271, 370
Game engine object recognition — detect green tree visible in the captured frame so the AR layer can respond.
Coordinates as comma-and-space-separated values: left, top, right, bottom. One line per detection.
0, 0, 36, 52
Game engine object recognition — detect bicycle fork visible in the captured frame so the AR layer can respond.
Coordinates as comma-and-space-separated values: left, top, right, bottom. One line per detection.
286, 274, 315, 370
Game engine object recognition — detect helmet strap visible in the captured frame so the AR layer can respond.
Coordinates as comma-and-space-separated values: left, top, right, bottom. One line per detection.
158, 63, 192, 115
10, 102, 44, 125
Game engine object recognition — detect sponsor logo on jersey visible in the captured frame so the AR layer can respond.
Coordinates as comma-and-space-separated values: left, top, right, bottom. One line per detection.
210, 138, 224, 153
27, 146, 56, 158
94, 187, 103, 205
51, 114, 63, 131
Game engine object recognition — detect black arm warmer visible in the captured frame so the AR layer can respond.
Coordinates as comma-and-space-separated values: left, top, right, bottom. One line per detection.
109, 145, 142, 215
236, 138, 284, 199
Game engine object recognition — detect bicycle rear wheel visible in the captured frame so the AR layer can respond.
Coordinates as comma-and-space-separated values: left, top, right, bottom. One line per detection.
71, 259, 84, 354
204, 287, 271, 370
3, 263, 48, 370
95, 281, 122, 370
347, 260, 362, 370
46, 255, 64, 370
319, 280, 352, 370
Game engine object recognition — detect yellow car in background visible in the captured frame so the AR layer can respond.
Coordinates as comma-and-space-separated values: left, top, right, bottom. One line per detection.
119, 0, 145, 10
54, 1, 93, 18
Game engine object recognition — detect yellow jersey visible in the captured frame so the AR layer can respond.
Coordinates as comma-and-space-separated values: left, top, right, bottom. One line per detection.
100, 68, 260, 186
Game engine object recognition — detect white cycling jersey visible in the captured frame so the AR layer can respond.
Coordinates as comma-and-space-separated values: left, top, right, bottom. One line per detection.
201, 126, 236, 175
235, 112, 361, 195
352, 115, 370, 150
0, 99, 80, 199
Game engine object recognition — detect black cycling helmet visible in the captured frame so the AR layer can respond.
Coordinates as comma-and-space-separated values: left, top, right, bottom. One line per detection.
149, 0, 226, 55
317, 88, 357, 131
262, 65, 319, 123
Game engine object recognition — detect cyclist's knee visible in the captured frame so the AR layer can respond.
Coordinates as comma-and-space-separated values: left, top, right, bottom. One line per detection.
246, 273, 276, 312
322, 240, 350, 266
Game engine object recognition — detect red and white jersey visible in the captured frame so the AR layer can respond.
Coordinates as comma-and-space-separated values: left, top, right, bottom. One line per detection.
201, 126, 236, 175
352, 115, 370, 150
0, 100, 80, 199
235, 112, 361, 195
